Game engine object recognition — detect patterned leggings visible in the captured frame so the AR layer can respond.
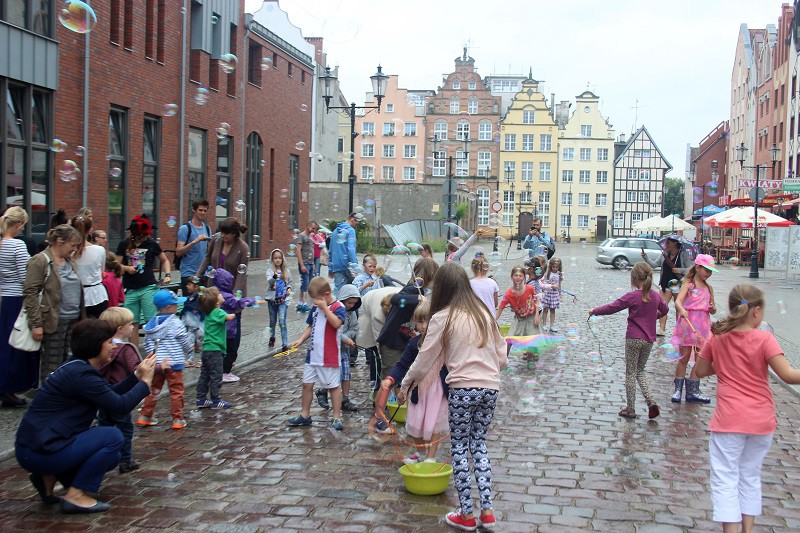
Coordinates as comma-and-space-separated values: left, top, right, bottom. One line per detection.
449, 388, 498, 515
624, 338, 655, 410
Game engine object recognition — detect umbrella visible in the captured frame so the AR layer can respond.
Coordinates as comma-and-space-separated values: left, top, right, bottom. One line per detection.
706, 207, 793, 228
693, 205, 725, 216
652, 215, 695, 232
632, 215, 665, 231
658, 234, 699, 260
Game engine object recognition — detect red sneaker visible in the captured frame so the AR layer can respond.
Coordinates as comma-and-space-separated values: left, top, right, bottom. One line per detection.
479, 513, 496, 530
445, 510, 479, 531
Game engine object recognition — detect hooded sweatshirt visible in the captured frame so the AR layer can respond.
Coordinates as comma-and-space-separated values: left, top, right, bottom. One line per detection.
265, 249, 293, 303
98, 340, 142, 385
328, 221, 357, 273
212, 268, 256, 337
142, 314, 193, 370
337, 284, 362, 348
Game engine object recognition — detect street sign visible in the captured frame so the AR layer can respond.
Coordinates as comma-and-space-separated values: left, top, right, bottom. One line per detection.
749, 187, 766, 202
783, 178, 800, 193
739, 179, 782, 189
441, 180, 457, 196
491, 201, 502, 213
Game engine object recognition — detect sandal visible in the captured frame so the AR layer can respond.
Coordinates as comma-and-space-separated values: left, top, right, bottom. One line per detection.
618, 407, 637, 419
648, 403, 660, 419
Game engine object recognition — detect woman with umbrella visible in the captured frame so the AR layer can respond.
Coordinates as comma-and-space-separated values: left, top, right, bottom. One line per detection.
640, 235, 695, 336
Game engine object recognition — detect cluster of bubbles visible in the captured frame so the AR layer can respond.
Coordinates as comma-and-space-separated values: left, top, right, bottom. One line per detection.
565, 323, 580, 345
59, 160, 81, 182
58, 0, 97, 34
51, 139, 68, 153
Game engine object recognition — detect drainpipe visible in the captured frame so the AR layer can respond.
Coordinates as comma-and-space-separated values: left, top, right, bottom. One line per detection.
82, 19, 90, 206
241, 17, 250, 224
179, 0, 188, 222
310, 57, 319, 184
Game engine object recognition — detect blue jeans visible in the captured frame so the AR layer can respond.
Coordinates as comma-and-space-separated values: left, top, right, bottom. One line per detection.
313, 257, 321, 278
16, 426, 122, 493
332, 270, 354, 298
299, 262, 314, 293
269, 301, 288, 346
97, 409, 134, 463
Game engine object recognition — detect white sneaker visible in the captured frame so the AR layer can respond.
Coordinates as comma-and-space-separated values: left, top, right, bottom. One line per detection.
423, 458, 437, 463
657, 328, 666, 337
222, 373, 240, 383
550, 326, 558, 332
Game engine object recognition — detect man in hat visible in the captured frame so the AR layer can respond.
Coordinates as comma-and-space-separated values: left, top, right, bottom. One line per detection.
115, 215, 172, 345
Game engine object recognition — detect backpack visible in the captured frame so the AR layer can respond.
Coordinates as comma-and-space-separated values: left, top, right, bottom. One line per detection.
174, 222, 211, 270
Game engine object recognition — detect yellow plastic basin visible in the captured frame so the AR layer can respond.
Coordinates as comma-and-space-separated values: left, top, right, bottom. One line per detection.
499, 324, 511, 336
399, 461, 453, 495
386, 401, 407, 423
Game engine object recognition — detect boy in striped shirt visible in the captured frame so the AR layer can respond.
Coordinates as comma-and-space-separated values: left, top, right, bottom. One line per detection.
287, 277, 348, 430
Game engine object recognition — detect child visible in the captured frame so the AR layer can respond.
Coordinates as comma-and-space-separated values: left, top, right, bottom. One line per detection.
97, 307, 143, 473
694, 284, 800, 531
139, 289, 194, 430
181, 277, 204, 367
496, 266, 539, 338
102, 251, 125, 308
288, 277, 348, 430
212, 268, 256, 383
316, 284, 361, 412
383, 301, 449, 464
266, 249, 293, 352
671, 254, 718, 404
373, 265, 404, 289
401, 262, 507, 531
470, 256, 499, 314
352, 254, 378, 295
589, 263, 668, 419
540, 257, 563, 332
525, 256, 547, 293
195, 286, 236, 409
446, 229, 483, 264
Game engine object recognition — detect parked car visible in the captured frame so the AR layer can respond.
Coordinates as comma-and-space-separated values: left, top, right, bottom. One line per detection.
596, 237, 663, 269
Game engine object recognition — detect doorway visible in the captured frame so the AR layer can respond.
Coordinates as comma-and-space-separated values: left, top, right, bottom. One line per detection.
245, 132, 263, 258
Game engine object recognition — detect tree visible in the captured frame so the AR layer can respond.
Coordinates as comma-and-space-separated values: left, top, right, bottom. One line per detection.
663, 178, 685, 218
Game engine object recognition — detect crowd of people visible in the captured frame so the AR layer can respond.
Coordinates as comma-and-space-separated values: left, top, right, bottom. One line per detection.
0, 204, 797, 531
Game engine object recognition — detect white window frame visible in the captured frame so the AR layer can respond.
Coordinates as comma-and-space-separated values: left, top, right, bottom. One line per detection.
596, 193, 607, 207
638, 191, 649, 202
478, 122, 492, 140
626, 191, 636, 202
562, 147, 574, 161
404, 122, 417, 136
382, 144, 395, 158
468, 80, 476, 90
560, 214, 572, 228
561, 192, 573, 206
579, 170, 591, 183
613, 212, 625, 228
477, 188, 490, 226
627, 168, 639, 180
502, 190, 514, 226
631, 213, 643, 224
597, 148, 608, 161
521, 161, 533, 182
522, 134, 535, 151
577, 215, 589, 228
539, 134, 552, 151
522, 110, 535, 124
578, 193, 590, 206
402, 166, 416, 181
504, 161, 516, 180
539, 162, 551, 181
538, 191, 550, 227
596, 171, 608, 183
468, 98, 478, 114
640, 170, 651, 181
562, 170, 574, 183
434, 122, 448, 140
383, 122, 395, 136
433, 151, 446, 177
477, 151, 491, 177
520, 190, 532, 204
361, 144, 374, 158
361, 165, 375, 181
386, 104, 394, 113
362, 122, 375, 136
456, 150, 468, 176
504, 134, 516, 151
453, 80, 461, 90
456, 121, 470, 141
403, 145, 416, 158
382, 165, 395, 181
450, 98, 460, 114
580, 125, 592, 137
579, 148, 591, 161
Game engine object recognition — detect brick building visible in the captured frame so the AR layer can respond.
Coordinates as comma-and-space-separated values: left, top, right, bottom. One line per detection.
51, 0, 312, 259
688, 121, 729, 216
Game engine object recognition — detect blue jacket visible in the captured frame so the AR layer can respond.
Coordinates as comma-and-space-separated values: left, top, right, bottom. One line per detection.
328, 222, 357, 273
142, 314, 193, 370
16, 359, 149, 453
387, 336, 448, 405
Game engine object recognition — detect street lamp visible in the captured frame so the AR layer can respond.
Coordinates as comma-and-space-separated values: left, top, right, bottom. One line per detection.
736, 142, 781, 279
319, 65, 389, 214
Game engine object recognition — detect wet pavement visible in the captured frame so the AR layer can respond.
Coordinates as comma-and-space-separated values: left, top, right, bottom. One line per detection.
1, 242, 800, 531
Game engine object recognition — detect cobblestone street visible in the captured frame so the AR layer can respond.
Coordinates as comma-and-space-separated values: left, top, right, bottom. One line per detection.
2, 243, 800, 531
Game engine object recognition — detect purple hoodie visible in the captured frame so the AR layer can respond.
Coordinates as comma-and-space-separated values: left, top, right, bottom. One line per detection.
212, 268, 256, 338
592, 289, 668, 343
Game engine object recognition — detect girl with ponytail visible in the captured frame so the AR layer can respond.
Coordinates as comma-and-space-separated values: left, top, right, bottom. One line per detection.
590, 262, 668, 419
694, 284, 800, 530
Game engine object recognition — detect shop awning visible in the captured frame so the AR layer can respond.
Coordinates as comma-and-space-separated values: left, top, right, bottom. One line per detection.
729, 193, 798, 207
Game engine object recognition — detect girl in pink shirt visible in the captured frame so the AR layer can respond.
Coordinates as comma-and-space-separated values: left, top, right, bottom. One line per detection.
695, 284, 800, 532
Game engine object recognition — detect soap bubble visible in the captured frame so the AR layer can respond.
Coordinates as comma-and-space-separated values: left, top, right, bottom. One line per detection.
364, 199, 375, 214
300, 104, 309, 112
109, 167, 122, 178
489, 251, 502, 267
75, 145, 85, 157
167, 216, 177, 228
220, 54, 238, 74
313, 202, 320, 209
295, 141, 306, 151
287, 244, 297, 257
336, 232, 347, 244
398, 298, 406, 308
586, 351, 601, 362
251, 235, 261, 243
205, 267, 216, 278
211, 15, 219, 24
413, 277, 424, 289
234, 199, 245, 212
58, 1, 97, 33
565, 323, 580, 344
777, 300, 787, 315
692, 187, 702, 203
162, 103, 179, 117
332, 204, 339, 212
668, 279, 680, 292
59, 160, 80, 182
279, 189, 289, 199
556, 346, 567, 363
216, 122, 230, 140
234, 290, 242, 299
468, 192, 477, 201
195, 87, 210, 106
261, 57, 273, 70
658, 343, 680, 362
237, 264, 247, 275
611, 287, 626, 300
492, 131, 501, 142
707, 181, 720, 197
759, 321, 774, 334
730, 257, 740, 270
51, 139, 67, 153
260, 159, 266, 167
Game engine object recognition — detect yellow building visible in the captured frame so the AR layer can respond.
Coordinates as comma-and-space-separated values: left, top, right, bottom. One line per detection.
556, 90, 616, 242
498, 77, 559, 239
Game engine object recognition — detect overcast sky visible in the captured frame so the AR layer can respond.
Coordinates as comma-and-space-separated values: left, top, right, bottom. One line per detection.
245, 0, 783, 179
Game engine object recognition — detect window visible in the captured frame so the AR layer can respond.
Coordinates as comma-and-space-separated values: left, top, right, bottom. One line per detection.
560, 215, 571, 228
404, 122, 417, 136
434, 121, 447, 140
143, 116, 161, 221
520, 190, 532, 204
596, 193, 607, 207
521, 162, 534, 181
382, 144, 395, 158
469, 80, 476, 90
627, 168, 639, 180
361, 143, 374, 157
561, 170, 573, 183
597, 170, 608, 183
111, 0, 120, 43
504, 161, 516, 180
450, 98, 460, 114
109, 108, 130, 240
433, 151, 446, 177
477, 188, 490, 226
382, 166, 395, 181
613, 212, 624, 228
456, 121, 470, 141
403, 145, 416, 158
631, 213, 643, 224
503, 190, 514, 226
287, 62, 293, 78
580, 125, 592, 137
146, 0, 155, 58
248, 40, 263, 86
477, 151, 491, 177
337, 162, 343, 181
578, 193, 590, 206
383, 122, 395, 136
386, 103, 394, 113
522, 110, 535, 124
402, 166, 416, 181
337, 138, 344, 153
539, 162, 551, 181
577, 215, 589, 228
640, 170, 650, 181
626, 191, 636, 202
362, 122, 375, 136
539, 134, 552, 151
561, 192, 572, 205
638, 191, 649, 202
456, 150, 468, 176
504, 134, 516, 151
453, 80, 461, 90
579, 170, 591, 184
360, 165, 374, 181
522, 134, 535, 151
478, 122, 492, 140
468, 99, 478, 114
215, 135, 233, 218
562, 148, 574, 161
538, 191, 550, 227
579, 148, 591, 161
597, 148, 609, 161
